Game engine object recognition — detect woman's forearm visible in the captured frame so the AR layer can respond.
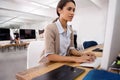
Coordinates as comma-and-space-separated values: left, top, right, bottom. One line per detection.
47, 54, 76, 62
47, 54, 95, 63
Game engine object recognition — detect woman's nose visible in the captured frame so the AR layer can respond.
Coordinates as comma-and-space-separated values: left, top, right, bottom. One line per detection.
70, 10, 74, 15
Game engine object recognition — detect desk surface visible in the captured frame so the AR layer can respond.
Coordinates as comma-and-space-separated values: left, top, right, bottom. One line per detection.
16, 44, 103, 80
83, 44, 103, 57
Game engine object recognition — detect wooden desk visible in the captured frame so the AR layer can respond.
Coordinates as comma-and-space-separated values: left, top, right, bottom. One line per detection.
16, 62, 92, 80
82, 44, 103, 57
16, 44, 103, 80
0, 42, 29, 52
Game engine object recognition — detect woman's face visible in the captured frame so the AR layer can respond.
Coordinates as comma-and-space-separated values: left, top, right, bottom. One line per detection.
58, 2, 75, 21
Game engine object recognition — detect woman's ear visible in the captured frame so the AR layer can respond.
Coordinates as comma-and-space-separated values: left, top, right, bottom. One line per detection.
58, 8, 62, 14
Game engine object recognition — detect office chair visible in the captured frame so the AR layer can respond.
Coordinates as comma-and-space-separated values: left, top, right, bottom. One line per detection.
27, 41, 45, 69
83, 41, 98, 49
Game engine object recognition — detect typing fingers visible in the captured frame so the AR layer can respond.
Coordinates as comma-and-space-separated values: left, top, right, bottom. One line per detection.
82, 56, 94, 63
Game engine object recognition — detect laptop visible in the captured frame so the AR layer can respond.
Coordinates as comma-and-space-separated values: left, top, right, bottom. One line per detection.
80, 57, 101, 69
32, 65, 85, 80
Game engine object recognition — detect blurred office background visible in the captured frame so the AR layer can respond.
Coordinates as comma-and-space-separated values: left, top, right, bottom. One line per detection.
0, 0, 108, 80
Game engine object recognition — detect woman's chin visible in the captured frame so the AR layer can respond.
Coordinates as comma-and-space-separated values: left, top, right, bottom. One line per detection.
68, 19, 72, 21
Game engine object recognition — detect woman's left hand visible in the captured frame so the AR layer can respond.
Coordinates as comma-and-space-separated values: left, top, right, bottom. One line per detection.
81, 52, 96, 62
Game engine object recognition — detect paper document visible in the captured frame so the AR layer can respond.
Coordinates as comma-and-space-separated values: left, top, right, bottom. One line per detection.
80, 57, 101, 69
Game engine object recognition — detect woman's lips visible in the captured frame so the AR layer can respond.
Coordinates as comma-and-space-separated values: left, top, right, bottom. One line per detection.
69, 16, 73, 19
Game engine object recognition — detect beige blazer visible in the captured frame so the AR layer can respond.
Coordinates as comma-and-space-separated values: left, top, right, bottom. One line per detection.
44, 23, 74, 55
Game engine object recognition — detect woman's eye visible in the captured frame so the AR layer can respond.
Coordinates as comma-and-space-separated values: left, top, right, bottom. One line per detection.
67, 7, 72, 11
67, 7, 75, 12
73, 8, 75, 12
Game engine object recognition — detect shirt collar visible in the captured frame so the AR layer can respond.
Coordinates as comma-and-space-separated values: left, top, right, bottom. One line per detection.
55, 19, 71, 36
55, 19, 64, 33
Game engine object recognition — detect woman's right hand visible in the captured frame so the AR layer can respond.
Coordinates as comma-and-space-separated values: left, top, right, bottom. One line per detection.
73, 55, 95, 63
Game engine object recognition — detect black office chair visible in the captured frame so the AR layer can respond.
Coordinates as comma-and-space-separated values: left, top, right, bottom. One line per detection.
83, 41, 98, 49
74, 34, 77, 49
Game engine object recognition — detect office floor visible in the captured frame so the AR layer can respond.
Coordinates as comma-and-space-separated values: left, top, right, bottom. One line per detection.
0, 49, 27, 80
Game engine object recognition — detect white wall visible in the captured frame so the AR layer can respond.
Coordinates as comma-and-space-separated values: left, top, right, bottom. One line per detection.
72, 6, 107, 48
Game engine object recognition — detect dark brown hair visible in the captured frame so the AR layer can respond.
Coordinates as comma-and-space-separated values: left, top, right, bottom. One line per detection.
53, 0, 76, 23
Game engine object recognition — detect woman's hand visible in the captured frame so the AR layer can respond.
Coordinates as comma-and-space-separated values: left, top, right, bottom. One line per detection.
73, 52, 96, 63
73, 55, 95, 63
83, 52, 95, 56
81, 52, 96, 60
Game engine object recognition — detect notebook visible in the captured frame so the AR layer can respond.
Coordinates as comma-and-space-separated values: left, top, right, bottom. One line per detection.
32, 65, 85, 80
80, 57, 101, 69
83, 69, 120, 80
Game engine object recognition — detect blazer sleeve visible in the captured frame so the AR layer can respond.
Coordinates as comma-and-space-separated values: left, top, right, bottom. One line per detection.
44, 24, 55, 54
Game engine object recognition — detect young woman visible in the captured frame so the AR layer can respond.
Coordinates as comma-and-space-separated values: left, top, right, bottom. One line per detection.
43, 0, 95, 63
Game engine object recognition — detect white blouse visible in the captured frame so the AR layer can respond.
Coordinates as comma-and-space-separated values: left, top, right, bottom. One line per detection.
55, 20, 72, 56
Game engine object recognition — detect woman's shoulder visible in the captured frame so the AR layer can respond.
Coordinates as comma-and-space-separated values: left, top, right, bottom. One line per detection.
45, 23, 58, 31
46, 23, 56, 28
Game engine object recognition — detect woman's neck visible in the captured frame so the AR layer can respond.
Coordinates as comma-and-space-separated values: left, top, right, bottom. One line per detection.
59, 18, 67, 30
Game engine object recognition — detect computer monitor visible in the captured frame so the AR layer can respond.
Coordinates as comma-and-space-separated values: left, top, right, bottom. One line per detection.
20, 29, 36, 39
101, 0, 120, 70
0, 28, 10, 41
